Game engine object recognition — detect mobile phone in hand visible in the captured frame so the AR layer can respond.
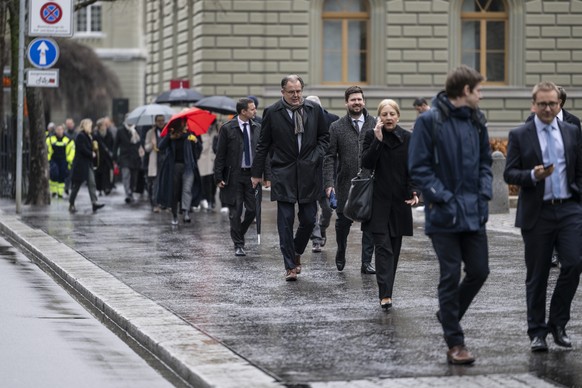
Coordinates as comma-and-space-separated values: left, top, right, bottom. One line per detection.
329, 191, 338, 209
543, 163, 554, 170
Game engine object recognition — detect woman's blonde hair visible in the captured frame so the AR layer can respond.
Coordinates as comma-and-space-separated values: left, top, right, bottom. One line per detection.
78, 118, 93, 134
377, 99, 400, 117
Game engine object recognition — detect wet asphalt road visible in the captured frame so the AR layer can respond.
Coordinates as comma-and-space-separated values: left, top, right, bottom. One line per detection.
2, 188, 582, 386
0, 235, 175, 388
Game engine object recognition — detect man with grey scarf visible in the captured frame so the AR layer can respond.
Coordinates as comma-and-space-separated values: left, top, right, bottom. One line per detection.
252, 75, 330, 281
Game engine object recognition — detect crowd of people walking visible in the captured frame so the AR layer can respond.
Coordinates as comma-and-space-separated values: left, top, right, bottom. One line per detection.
47, 68, 582, 367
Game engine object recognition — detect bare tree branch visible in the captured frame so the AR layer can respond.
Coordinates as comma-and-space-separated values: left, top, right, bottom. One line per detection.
74, 0, 117, 11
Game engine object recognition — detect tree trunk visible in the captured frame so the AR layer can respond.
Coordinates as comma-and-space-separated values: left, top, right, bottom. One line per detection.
25, 87, 50, 205
7, 0, 18, 198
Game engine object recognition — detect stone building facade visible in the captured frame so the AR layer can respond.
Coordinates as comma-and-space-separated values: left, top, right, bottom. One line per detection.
144, 0, 582, 137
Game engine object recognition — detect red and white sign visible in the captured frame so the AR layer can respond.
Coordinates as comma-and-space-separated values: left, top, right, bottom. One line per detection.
29, 0, 73, 37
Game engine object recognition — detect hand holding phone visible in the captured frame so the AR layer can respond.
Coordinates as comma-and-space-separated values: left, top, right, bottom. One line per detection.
543, 163, 554, 170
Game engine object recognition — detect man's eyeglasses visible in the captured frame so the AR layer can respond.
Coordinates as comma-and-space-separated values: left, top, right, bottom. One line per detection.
284, 89, 302, 96
536, 101, 559, 109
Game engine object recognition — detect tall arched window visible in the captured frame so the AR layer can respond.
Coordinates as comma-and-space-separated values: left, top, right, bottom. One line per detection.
461, 0, 508, 84
322, 0, 369, 84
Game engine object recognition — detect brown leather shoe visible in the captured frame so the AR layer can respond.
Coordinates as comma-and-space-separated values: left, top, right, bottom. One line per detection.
294, 254, 302, 274
285, 268, 297, 281
446, 345, 475, 365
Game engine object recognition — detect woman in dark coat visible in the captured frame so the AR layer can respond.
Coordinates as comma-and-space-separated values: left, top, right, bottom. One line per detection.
361, 99, 419, 310
94, 118, 115, 195
69, 118, 105, 213
157, 118, 203, 225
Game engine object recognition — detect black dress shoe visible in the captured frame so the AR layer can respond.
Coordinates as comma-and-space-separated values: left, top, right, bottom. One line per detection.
361, 263, 376, 274
92, 203, 105, 212
550, 325, 572, 348
551, 253, 559, 267
380, 298, 392, 310
336, 256, 345, 271
235, 247, 246, 257
531, 336, 548, 352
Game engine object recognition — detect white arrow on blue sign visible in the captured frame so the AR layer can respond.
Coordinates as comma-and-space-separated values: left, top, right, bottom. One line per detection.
27, 38, 60, 69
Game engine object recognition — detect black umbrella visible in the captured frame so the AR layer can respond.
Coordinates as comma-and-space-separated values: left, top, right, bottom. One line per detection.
255, 184, 262, 244
194, 96, 237, 115
155, 88, 204, 104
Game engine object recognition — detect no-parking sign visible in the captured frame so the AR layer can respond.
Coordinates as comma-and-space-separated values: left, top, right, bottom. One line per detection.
29, 0, 74, 37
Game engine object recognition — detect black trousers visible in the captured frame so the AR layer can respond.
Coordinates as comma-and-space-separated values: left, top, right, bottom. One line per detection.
277, 201, 317, 270
335, 212, 374, 264
430, 231, 489, 348
228, 171, 256, 248
521, 201, 582, 339
372, 232, 403, 300
201, 174, 217, 205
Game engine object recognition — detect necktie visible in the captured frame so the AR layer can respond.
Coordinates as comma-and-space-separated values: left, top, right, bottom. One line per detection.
543, 125, 561, 198
353, 119, 359, 132
243, 123, 251, 167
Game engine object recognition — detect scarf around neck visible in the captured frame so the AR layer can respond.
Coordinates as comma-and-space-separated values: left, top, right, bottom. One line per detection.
125, 123, 140, 144
281, 97, 306, 135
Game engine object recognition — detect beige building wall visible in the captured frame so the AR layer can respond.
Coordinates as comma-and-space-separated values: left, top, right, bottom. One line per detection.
144, 0, 582, 137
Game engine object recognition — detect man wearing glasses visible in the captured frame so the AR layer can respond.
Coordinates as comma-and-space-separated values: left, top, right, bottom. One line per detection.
251, 75, 330, 281
504, 81, 582, 352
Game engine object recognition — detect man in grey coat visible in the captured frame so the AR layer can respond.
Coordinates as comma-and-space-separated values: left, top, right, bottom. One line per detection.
252, 75, 330, 281
323, 86, 376, 274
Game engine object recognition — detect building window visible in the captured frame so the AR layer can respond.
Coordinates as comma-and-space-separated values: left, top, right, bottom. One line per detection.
322, 0, 369, 84
76, 2, 102, 34
461, 0, 508, 84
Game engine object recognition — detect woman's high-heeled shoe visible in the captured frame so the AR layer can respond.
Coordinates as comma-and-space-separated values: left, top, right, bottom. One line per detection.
380, 298, 392, 310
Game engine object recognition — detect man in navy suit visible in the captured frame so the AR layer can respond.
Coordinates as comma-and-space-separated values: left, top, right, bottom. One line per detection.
504, 81, 582, 352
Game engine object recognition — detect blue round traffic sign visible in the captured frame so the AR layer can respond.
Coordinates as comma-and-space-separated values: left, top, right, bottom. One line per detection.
27, 38, 60, 69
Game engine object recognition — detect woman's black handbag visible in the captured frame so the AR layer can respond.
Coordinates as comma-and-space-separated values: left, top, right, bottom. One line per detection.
343, 170, 375, 222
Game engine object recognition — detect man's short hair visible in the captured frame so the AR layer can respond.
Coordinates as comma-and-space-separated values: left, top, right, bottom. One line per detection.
344, 86, 364, 102
445, 65, 484, 99
281, 74, 305, 89
236, 97, 254, 114
305, 95, 321, 105
247, 95, 259, 108
531, 81, 560, 102
413, 98, 427, 107
558, 86, 567, 107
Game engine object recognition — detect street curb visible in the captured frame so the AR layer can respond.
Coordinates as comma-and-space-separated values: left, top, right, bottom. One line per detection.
0, 210, 280, 388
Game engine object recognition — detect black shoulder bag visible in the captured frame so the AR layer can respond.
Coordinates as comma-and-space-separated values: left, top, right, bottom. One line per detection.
343, 168, 375, 222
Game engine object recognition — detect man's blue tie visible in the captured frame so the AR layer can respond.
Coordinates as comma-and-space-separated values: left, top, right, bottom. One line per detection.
243, 123, 251, 167
543, 125, 561, 198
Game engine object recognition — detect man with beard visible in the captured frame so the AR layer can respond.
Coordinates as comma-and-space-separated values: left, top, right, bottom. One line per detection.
323, 86, 376, 274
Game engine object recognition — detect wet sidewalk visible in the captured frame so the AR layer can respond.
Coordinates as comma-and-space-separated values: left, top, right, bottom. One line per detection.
0, 189, 580, 387
0, 235, 176, 388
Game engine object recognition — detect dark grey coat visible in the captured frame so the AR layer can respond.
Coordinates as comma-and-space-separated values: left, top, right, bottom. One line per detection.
214, 117, 262, 205
252, 98, 329, 203
323, 109, 376, 212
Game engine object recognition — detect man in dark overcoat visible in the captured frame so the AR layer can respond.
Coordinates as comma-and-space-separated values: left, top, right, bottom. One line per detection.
214, 98, 265, 256
251, 75, 330, 281
323, 86, 376, 274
